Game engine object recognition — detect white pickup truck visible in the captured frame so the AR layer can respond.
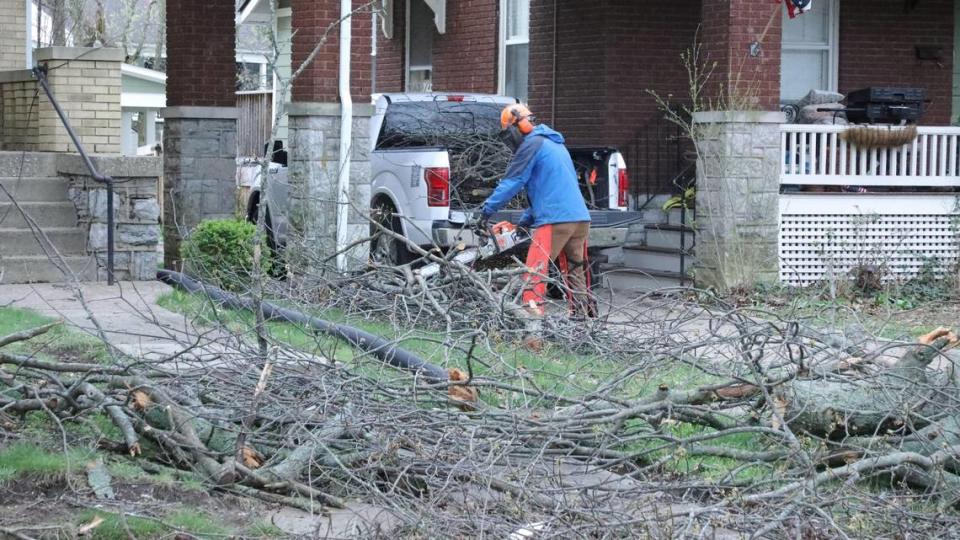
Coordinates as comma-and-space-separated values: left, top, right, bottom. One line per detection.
246, 92, 642, 264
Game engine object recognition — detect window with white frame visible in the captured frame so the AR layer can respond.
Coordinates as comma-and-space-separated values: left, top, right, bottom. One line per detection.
780, 0, 839, 102
406, 0, 434, 92
499, 0, 529, 102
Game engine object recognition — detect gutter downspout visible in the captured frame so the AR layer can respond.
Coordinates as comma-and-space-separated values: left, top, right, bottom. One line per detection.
336, 0, 353, 273
550, 0, 557, 123
371, 5, 378, 95
25, 0, 33, 68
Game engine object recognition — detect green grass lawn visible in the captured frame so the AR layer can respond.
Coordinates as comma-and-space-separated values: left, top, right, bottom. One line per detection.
0, 306, 113, 363
156, 289, 654, 405
74, 508, 232, 540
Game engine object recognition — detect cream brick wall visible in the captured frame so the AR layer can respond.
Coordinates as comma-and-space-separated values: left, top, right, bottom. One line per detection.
0, 0, 28, 71
0, 74, 40, 151
0, 48, 124, 154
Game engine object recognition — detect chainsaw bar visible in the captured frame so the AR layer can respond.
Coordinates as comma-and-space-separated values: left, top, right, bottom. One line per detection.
471, 239, 531, 270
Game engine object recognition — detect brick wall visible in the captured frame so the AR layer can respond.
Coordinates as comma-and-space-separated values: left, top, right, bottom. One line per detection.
540, 1, 608, 146
529, 1, 700, 151
291, 0, 373, 103
375, 0, 406, 93
700, 0, 782, 110
0, 73, 40, 151
954, 0, 960, 125
166, 0, 235, 107
839, 0, 955, 125
374, 0, 498, 94
0, 0, 27, 71
433, 0, 498, 93
1, 48, 122, 154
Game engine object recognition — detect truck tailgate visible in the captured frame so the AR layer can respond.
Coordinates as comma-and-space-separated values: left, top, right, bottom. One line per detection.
490, 210, 645, 228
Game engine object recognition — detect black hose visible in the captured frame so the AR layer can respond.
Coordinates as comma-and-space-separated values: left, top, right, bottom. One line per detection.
157, 270, 449, 384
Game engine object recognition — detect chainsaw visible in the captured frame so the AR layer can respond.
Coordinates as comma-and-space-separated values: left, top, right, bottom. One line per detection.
416, 221, 530, 278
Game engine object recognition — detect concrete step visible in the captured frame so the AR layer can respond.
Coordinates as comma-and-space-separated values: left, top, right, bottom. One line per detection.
0, 227, 87, 256
0, 177, 70, 202
0, 202, 79, 228
594, 246, 623, 265
623, 246, 695, 274
0, 255, 98, 283
598, 265, 687, 292
637, 206, 668, 224
667, 207, 695, 227
645, 224, 695, 250
0, 152, 59, 178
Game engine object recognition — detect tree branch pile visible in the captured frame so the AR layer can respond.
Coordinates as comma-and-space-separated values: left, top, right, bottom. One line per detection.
5, 280, 960, 537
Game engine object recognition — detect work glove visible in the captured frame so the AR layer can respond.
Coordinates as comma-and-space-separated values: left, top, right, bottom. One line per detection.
478, 207, 494, 232
517, 214, 534, 229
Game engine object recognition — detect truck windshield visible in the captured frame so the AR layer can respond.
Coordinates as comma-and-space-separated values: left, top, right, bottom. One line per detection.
376, 101, 504, 149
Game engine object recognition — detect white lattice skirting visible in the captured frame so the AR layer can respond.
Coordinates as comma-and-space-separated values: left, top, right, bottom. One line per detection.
779, 195, 960, 286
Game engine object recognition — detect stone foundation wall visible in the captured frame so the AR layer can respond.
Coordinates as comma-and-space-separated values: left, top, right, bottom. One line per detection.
693, 111, 784, 291
161, 107, 238, 269
59, 154, 162, 281
287, 102, 372, 270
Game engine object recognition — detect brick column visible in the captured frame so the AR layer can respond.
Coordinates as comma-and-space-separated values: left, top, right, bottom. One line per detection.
700, 0, 782, 110
287, 0, 374, 270
0, 0, 29, 71
1, 48, 123, 153
162, 0, 237, 269
35, 47, 123, 154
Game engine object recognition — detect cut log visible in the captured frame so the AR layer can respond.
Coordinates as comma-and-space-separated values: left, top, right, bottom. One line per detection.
778, 334, 956, 438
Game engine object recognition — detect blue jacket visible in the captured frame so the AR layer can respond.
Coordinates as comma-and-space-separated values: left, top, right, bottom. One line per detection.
482, 125, 591, 228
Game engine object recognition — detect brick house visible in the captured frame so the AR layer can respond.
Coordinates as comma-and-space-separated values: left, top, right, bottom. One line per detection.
157, 0, 960, 284
234, 0, 958, 197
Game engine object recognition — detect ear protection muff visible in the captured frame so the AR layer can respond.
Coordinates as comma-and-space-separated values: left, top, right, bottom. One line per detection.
510, 108, 535, 135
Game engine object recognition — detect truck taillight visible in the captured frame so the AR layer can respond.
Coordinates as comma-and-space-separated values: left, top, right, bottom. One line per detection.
426, 167, 450, 207
617, 168, 629, 207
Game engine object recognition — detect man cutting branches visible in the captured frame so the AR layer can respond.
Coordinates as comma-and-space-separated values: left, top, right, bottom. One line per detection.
481, 104, 596, 320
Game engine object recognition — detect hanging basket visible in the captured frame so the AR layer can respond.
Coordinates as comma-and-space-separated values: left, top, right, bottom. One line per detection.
840, 125, 918, 149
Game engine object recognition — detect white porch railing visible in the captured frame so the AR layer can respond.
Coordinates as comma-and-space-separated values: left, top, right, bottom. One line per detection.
778, 124, 960, 286
781, 124, 960, 186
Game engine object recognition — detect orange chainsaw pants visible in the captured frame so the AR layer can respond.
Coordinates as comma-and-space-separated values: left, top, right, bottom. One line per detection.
521, 221, 595, 317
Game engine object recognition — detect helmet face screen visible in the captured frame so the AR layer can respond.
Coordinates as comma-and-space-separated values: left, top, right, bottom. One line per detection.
498, 125, 524, 153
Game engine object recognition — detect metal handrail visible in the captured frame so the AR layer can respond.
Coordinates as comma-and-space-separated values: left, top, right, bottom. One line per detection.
32, 64, 115, 284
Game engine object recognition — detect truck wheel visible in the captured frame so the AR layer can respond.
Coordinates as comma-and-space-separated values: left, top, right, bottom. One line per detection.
370, 203, 416, 266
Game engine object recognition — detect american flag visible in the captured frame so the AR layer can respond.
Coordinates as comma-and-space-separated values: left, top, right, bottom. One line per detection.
782, 0, 812, 19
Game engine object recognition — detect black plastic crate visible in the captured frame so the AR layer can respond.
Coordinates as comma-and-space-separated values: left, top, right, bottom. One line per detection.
847, 87, 926, 104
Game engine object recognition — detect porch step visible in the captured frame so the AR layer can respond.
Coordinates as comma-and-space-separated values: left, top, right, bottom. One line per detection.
595, 246, 623, 265
598, 264, 687, 292
0, 227, 87, 256
0, 177, 71, 202
645, 224, 695, 251
667, 207, 695, 227
0, 202, 79, 228
0, 255, 98, 283
623, 246, 695, 275
0, 152, 59, 178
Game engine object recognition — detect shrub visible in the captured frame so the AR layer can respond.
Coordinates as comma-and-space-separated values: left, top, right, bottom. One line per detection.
181, 219, 271, 291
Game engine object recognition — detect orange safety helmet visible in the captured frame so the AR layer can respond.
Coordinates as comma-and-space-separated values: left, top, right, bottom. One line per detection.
500, 104, 535, 135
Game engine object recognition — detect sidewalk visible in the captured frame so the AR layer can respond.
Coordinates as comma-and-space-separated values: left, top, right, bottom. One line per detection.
0, 281, 230, 362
